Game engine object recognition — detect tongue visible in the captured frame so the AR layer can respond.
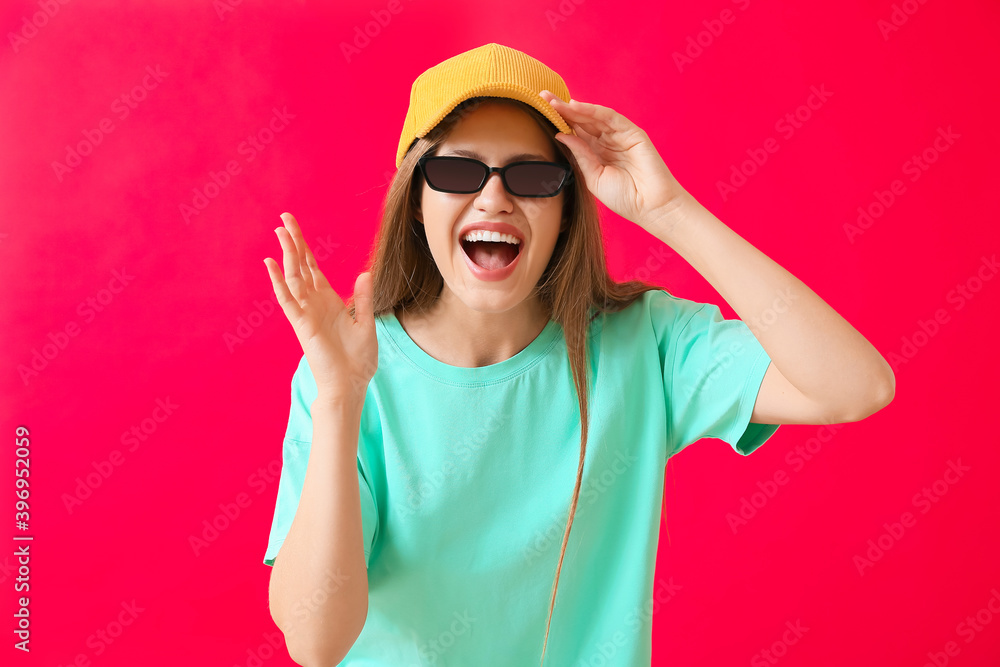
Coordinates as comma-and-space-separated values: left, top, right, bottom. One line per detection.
466, 241, 518, 271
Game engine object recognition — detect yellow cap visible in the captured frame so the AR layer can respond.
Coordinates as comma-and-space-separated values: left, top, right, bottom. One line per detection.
395, 43, 574, 169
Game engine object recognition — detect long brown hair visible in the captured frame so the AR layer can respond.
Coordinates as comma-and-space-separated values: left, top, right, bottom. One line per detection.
349, 96, 663, 665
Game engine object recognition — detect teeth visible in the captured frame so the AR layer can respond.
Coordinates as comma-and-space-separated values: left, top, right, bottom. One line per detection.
460, 230, 522, 245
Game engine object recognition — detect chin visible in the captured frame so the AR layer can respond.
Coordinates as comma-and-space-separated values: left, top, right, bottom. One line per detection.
454, 284, 533, 314
461, 292, 524, 312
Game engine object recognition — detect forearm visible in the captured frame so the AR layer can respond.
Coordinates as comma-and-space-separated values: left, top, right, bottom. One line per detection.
269, 397, 369, 666
645, 191, 895, 416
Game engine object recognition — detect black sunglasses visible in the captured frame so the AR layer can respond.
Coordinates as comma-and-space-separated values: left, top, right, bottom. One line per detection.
417, 155, 572, 198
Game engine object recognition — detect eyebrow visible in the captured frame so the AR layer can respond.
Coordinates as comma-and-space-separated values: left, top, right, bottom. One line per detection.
439, 148, 551, 163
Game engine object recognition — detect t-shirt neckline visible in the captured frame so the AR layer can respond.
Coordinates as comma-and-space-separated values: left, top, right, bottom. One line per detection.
376, 309, 563, 385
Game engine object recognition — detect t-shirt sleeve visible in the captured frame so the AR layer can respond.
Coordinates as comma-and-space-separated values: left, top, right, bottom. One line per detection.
262, 355, 380, 568
650, 290, 780, 460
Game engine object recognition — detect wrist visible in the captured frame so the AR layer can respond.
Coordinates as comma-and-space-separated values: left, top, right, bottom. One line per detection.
313, 391, 365, 415
641, 189, 699, 242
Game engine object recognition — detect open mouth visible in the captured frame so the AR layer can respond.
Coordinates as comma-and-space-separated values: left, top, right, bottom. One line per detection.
460, 239, 523, 271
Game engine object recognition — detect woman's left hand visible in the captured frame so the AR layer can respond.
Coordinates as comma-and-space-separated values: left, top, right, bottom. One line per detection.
540, 90, 689, 231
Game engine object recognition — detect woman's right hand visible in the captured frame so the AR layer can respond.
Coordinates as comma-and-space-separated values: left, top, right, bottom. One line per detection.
264, 212, 377, 405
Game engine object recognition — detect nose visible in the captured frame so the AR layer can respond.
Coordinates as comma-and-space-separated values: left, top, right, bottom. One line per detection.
474, 171, 514, 211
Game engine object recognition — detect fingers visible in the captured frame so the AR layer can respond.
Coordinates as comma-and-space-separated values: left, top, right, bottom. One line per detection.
548, 95, 612, 128
285, 211, 333, 295
273, 209, 344, 307
276, 227, 308, 299
303, 241, 330, 290
280, 212, 317, 292
560, 132, 599, 168
565, 123, 600, 155
541, 89, 595, 137
555, 133, 601, 194
544, 93, 637, 143
263, 257, 304, 321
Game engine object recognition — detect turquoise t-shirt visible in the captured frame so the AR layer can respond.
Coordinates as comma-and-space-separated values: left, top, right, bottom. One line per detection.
263, 288, 780, 666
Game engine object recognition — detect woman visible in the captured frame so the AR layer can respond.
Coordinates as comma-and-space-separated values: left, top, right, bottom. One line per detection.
262, 43, 895, 666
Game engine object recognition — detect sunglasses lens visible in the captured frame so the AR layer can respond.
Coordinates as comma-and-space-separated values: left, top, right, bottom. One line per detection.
505, 163, 567, 197
422, 158, 569, 196
423, 158, 486, 193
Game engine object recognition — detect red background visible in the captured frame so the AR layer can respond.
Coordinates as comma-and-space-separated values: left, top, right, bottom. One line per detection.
2, 0, 998, 665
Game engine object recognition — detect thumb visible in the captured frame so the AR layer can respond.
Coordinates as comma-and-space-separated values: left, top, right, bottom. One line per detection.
352, 271, 374, 326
